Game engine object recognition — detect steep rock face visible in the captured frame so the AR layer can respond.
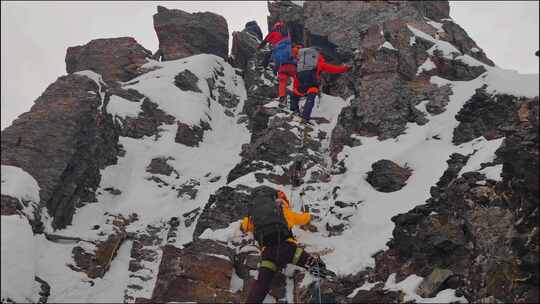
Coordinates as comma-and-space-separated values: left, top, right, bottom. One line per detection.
1, 74, 119, 229
193, 186, 251, 239
264, 0, 495, 151
66, 37, 152, 83
371, 97, 539, 303
453, 90, 523, 145
153, 5, 228, 61
268, 0, 304, 44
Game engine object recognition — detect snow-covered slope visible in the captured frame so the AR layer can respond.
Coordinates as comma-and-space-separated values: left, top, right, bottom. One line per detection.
1, 4, 539, 303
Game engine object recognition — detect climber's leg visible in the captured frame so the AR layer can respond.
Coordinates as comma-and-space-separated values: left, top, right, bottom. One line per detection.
301, 91, 318, 120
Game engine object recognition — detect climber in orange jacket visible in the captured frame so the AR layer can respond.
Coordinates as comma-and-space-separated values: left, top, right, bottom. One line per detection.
240, 186, 331, 303
290, 46, 350, 122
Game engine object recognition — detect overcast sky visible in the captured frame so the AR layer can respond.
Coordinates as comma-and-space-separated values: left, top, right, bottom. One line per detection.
2, 1, 539, 130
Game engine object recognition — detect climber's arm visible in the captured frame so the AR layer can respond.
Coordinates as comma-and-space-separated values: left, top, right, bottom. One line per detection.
240, 217, 254, 232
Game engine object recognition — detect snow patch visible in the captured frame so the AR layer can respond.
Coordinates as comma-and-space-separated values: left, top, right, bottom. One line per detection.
482, 68, 539, 98
458, 137, 504, 179
384, 273, 468, 303
199, 220, 242, 243
417, 57, 436, 75
1, 165, 41, 203
1, 215, 37, 303
380, 41, 397, 51
106, 95, 142, 119
426, 20, 445, 33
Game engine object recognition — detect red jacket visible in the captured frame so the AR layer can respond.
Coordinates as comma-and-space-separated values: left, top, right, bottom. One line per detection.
258, 31, 288, 48
293, 53, 348, 95
315, 54, 348, 79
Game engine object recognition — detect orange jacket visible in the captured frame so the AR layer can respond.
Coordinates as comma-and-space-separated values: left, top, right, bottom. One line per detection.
240, 191, 310, 243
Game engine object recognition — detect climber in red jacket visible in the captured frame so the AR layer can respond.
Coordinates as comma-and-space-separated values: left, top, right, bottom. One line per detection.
257, 21, 299, 106
291, 47, 350, 122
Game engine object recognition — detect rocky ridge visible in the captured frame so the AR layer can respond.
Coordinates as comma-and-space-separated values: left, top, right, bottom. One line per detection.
1, 1, 538, 304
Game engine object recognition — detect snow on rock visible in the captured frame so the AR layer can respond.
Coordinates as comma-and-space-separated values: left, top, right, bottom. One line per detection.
384, 273, 468, 303
74, 70, 106, 108
426, 20, 445, 33
481, 68, 540, 98
1, 165, 41, 203
380, 41, 397, 51
106, 95, 142, 119
417, 57, 436, 75
128, 54, 244, 126
199, 220, 243, 243
457, 137, 504, 180
408, 24, 461, 59
1, 215, 38, 303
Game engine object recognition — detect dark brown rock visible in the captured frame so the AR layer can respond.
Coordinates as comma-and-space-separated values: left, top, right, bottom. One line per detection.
151, 242, 240, 303
174, 121, 211, 147
66, 37, 151, 83
174, 70, 201, 92
193, 186, 251, 239
114, 98, 176, 139
146, 157, 176, 176
453, 90, 522, 145
70, 214, 136, 279
153, 6, 228, 61
1, 74, 119, 229
366, 160, 412, 192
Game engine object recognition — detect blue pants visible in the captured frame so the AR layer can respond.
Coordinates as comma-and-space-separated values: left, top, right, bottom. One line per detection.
290, 92, 317, 120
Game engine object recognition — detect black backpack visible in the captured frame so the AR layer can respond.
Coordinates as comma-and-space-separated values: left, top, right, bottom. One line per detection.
248, 187, 292, 246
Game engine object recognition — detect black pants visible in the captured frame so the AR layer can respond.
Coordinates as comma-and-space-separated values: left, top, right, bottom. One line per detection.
290, 92, 317, 120
246, 241, 314, 303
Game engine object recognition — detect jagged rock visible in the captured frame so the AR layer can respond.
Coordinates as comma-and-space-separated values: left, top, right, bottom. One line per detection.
176, 179, 200, 199
1, 74, 119, 229
125, 224, 166, 302
416, 268, 454, 297
151, 242, 239, 303
217, 87, 241, 108
441, 20, 494, 66
66, 37, 151, 83
367, 160, 412, 192
174, 70, 201, 92
70, 214, 137, 278
193, 186, 251, 239
268, 0, 304, 44
373, 98, 539, 302
429, 55, 487, 81
424, 83, 453, 115
174, 121, 211, 147
0, 195, 22, 216
434, 153, 470, 190
227, 160, 274, 184
115, 98, 176, 139
146, 157, 176, 176
351, 287, 404, 303
153, 6, 228, 61
453, 90, 522, 144
35, 276, 51, 304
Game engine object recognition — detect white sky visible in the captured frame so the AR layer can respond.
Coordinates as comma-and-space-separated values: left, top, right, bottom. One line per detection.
1, 1, 539, 130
